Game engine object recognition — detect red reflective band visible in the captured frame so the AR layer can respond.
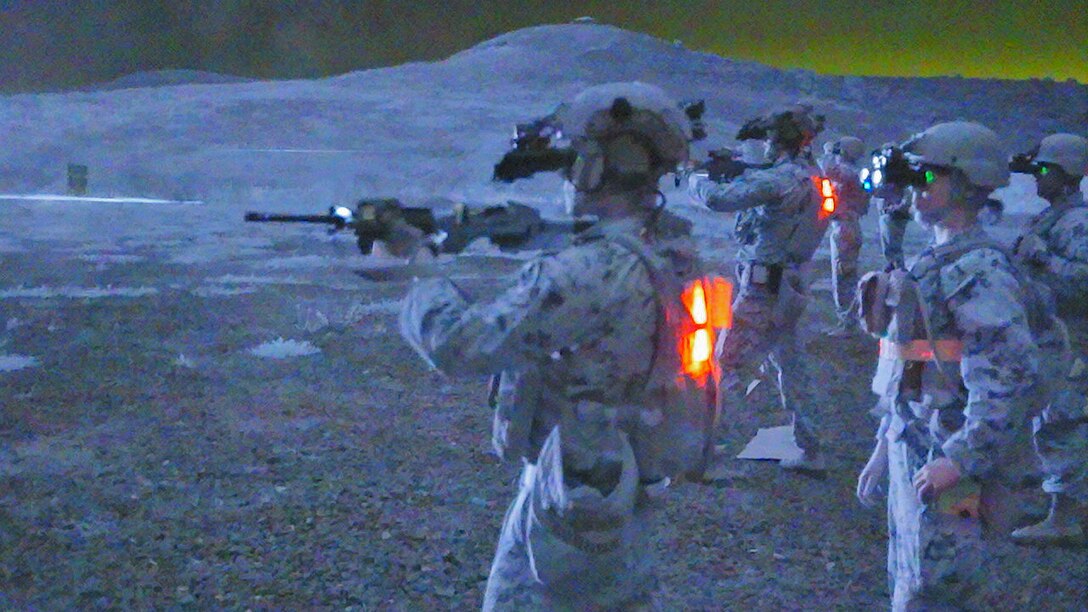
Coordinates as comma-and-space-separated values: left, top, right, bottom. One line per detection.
879, 338, 964, 362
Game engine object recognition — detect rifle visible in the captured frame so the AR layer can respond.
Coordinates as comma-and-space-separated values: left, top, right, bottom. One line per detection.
676, 148, 771, 186
244, 198, 595, 256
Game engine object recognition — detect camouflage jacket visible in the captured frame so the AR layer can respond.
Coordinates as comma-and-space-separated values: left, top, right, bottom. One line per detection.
875, 225, 1040, 478
823, 158, 869, 218
872, 181, 909, 214
688, 155, 828, 266
400, 218, 660, 387
1017, 190, 1088, 305
401, 219, 706, 468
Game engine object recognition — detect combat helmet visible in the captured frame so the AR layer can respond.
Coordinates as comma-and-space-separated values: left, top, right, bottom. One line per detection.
833, 136, 865, 162
1035, 133, 1088, 178
737, 103, 824, 154
558, 82, 690, 193
902, 121, 1009, 189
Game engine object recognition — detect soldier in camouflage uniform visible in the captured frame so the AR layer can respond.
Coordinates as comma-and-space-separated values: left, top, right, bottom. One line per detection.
821, 136, 870, 335
401, 82, 719, 610
1010, 132, 1088, 545
854, 122, 1040, 609
872, 144, 915, 271
688, 104, 830, 473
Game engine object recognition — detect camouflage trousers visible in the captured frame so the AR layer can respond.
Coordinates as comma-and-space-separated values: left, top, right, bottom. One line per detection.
830, 212, 862, 324
888, 425, 985, 610
482, 428, 655, 611
879, 209, 911, 270
715, 265, 819, 453
886, 420, 1028, 610
1033, 383, 1088, 504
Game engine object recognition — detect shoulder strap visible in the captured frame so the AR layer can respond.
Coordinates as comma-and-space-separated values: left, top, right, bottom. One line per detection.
607, 232, 718, 479
605, 233, 677, 386
1030, 205, 1078, 240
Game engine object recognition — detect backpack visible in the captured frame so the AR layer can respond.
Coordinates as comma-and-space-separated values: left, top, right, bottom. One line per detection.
489, 231, 728, 482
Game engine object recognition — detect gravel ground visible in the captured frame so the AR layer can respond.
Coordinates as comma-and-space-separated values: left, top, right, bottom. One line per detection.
2, 210, 1086, 610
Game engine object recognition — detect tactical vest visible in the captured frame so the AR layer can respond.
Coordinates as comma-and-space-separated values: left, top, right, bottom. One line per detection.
490, 228, 722, 482
734, 163, 829, 266
867, 232, 1067, 428
1019, 192, 1087, 246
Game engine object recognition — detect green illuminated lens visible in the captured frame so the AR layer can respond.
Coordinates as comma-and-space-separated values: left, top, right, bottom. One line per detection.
924, 170, 936, 184
1039, 166, 1050, 176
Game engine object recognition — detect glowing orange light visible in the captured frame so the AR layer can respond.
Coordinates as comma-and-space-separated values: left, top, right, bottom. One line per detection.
708, 276, 733, 329
680, 277, 732, 385
691, 328, 711, 363
816, 177, 837, 215
690, 282, 708, 325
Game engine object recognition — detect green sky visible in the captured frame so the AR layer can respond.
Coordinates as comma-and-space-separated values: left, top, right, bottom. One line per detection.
558, 0, 1087, 82
1, 0, 1085, 92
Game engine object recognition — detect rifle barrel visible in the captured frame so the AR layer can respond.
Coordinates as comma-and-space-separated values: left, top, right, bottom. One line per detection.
244, 212, 338, 224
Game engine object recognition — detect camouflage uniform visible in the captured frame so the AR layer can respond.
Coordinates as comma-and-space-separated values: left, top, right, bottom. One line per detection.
871, 226, 1040, 608
824, 156, 869, 324
401, 218, 708, 610
1015, 189, 1088, 507
874, 182, 912, 270
1016, 190, 1088, 312
689, 156, 828, 455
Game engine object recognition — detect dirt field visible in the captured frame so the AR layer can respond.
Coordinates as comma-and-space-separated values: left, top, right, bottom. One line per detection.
2, 208, 1086, 610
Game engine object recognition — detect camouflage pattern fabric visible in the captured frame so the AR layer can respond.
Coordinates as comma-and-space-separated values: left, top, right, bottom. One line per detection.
481, 429, 656, 610
1015, 192, 1088, 504
1032, 320, 1088, 505
688, 156, 829, 266
823, 158, 867, 323
830, 212, 863, 324
887, 422, 985, 610
1034, 400, 1088, 504
873, 183, 912, 269
715, 266, 820, 452
1015, 190, 1088, 314
824, 158, 869, 218
400, 218, 689, 609
689, 156, 827, 453
874, 225, 1040, 609
873, 182, 910, 215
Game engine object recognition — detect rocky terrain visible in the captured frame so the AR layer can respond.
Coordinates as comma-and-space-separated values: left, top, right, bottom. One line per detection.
2, 21, 1087, 610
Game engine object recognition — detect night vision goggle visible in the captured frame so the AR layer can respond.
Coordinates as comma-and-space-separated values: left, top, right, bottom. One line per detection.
1008, 150, 1058, 177
492, 98, 707, 183
859, 145, 949, 191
